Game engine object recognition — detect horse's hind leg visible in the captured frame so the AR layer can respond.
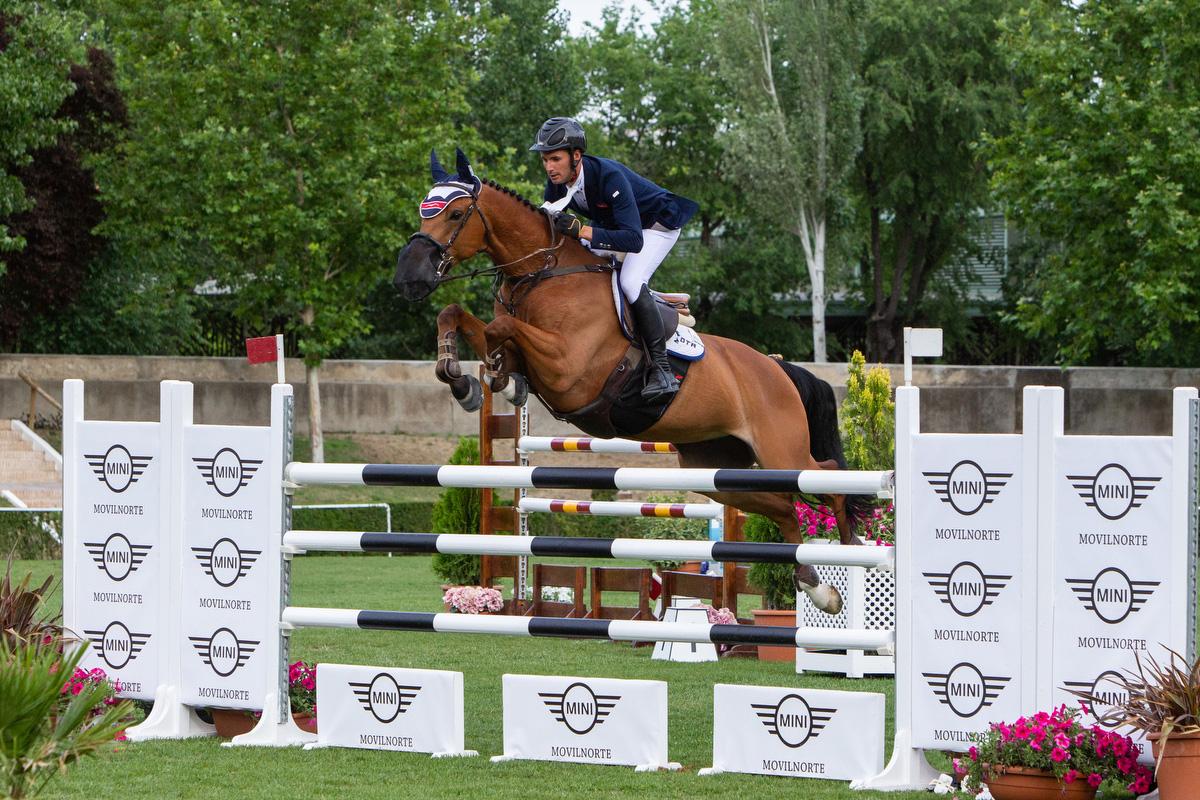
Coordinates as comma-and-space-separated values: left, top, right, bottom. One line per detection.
674, 439, 844, 615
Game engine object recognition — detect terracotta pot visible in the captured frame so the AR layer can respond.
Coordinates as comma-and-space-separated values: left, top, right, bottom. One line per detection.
1151, 730, 1200, 800
210, 709, 318, 737
675, 561, 704, 574
984, 765, 1096, 800
751, 608, 797, 662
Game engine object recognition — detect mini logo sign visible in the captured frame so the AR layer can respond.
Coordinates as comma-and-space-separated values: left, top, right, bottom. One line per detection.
1063, 671, 1128, 727
539, 682, 620, 734
83, 621, 150, 669
349, 673, 421, 723
85, 445, 152, 493
189, 628, 258, 677
924, 662, 1011, 718
923, 461, 1012, 515
751, 694, 835, 749
191, 538, 261, 587
84, 533, 151, 581
193, 448, 262, 497
923, 561, 1012, 617
1066, 567, 1158, 624
1067, 464, 1160, 520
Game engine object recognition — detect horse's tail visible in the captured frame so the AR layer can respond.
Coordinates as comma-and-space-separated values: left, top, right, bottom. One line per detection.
772, 358, 874, 524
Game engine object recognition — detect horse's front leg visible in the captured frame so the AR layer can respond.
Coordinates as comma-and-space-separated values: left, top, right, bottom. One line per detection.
484, 315, 575, 400
481, 340, 529, 407
435, 304, 491, 412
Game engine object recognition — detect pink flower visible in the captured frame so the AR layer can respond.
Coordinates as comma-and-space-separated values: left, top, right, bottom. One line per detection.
968, 746, 978, 761
1112, 736, 1130, 757
1050, 747, 1068, 763
1063, 769, 1081, 784
1117, 756, 1135, 774
1055, 732, 1071, 749
301, 677, 315, 691
1087, 773, 1102, 788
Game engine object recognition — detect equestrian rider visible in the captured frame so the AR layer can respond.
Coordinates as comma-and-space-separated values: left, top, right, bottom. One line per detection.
530, 116, 699, 401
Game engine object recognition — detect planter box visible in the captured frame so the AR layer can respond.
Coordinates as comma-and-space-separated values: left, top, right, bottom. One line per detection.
795, 543, 895, 678
751, 608, 797, 662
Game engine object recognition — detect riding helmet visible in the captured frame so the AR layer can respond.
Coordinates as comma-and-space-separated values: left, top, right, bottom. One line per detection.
529, 117, 587, 153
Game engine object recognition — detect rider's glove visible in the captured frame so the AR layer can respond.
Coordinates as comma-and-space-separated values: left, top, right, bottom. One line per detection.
551, 211, 583, 239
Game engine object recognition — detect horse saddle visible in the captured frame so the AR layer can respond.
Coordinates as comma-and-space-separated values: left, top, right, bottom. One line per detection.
610, 273, 706, 362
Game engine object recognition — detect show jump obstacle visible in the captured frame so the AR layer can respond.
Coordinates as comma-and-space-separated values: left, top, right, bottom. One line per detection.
62, 378, 1198, 789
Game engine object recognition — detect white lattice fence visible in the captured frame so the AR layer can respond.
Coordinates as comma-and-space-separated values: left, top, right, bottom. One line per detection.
796, 544, 896, 678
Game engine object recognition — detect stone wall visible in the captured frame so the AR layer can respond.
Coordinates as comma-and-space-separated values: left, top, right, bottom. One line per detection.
2, 354, 1197, 437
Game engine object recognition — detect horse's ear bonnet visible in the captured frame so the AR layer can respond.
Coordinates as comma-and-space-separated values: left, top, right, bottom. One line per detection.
430, 149, 451, 183
455, 148, 482, 193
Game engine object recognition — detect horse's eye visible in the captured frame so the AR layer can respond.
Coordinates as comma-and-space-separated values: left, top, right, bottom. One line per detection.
449, 210, 463, 220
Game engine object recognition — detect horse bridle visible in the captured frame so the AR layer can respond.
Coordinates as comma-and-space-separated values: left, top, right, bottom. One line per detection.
408, 182, 569, 285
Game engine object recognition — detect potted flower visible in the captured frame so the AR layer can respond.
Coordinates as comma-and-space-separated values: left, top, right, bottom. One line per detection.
959, 705, 1152, 799
1071, 648, 1200, 799
442, 585, 503, 614
209, 659, 319, 737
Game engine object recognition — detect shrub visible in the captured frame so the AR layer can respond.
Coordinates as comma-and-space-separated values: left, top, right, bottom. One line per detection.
840, 350, 894, 471
743, 514, 795, 610
624, 494, 710, 571
430, 437, 482, 586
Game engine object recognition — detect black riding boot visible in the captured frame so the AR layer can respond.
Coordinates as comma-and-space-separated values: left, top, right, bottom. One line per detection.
631, 285, 680, 401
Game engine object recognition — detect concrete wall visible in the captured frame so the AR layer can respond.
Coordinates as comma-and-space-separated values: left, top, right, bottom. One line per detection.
2, 354, 1198, 437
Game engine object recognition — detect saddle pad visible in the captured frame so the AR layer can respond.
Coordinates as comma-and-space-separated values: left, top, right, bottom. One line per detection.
611, 272, 700, 339
666, 325, 705, 360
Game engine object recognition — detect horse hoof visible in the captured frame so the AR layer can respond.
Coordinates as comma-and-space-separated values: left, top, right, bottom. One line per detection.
453, 376, 483, 412
800, 583, 844, 616
506, 374, 528, 407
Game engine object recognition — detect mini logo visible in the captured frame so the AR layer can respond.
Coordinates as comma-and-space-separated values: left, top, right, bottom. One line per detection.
1066, 567, 1158, 624
193, 448, 262, 497
83, 621, 150, 669
924, 662, 1011, 718
349, 673, 421, 723
1067, 464, 1160, 520
924, 461, 1012, 515
751, 694, 835, 748
924, 561, 1012, 617
539, 682, 620, 735
189, 628, 258, 677
85, 445, 152, 493
1063, 671, 1128, 727
191, 538, 261, 587
84, 533, 151, 581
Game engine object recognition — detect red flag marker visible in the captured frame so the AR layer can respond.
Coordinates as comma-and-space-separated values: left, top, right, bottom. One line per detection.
246, 334, 286, 384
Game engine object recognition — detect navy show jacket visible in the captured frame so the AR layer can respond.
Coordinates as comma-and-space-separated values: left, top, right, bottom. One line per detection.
542, 155, 699, 253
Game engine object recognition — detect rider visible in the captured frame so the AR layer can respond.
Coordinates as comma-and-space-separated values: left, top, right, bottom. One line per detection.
530, 116, 699, 401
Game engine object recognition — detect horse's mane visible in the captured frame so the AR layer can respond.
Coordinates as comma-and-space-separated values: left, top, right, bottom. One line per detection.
480, 178, 595, 261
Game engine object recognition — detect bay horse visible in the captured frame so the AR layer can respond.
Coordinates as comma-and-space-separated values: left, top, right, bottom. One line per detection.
394, 150, 869, 614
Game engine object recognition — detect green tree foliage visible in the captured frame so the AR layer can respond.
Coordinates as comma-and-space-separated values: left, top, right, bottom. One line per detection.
0, 6, 86, 258
430, 436, 483, 586
990, 0, 1200, 366
716, 0, 863, 363
94, 0, 480, 455
856, 0, 1017, 361
742, 514, 795, 610
840, 350, 894, 471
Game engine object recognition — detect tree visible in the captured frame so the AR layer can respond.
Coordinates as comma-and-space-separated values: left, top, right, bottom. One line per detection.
990, 0, 1200, 366
856, 0, 1017, 361
95, 0, 480, 461
716, 0, 863, 363
0, 46, 127, 349
0, 6, 85, 259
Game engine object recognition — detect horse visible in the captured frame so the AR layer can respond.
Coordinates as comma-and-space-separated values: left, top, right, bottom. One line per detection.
394, 149, 870, 614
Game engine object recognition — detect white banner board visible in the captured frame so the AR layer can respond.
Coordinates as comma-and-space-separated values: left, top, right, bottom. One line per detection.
707, 685, 884, 780
65, 412, 165, 701
179, 423, 273, 710
909, 434, 1027, 750
496, 674, 677, 770
311, 664, 472, 757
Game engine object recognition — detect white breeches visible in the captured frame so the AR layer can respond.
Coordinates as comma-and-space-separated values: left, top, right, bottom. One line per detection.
616, 226, 681, 302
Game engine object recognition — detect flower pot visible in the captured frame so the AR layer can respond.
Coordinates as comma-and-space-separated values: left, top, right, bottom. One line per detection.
675, 561, 704, 574
751, 608, 797, 662
210, 708, 257, 738
293, 712, 318, 734
985, 765, 1097, 800
1151, 730, 1200, 800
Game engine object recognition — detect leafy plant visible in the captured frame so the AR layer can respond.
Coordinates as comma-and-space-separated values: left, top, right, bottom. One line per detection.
839, 350, 894, 472
430, 436, 483, 586
1, 636, 134, 799
2, 556, 60, 649
958, 705, 1152, 797
743, 514, 795, 610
